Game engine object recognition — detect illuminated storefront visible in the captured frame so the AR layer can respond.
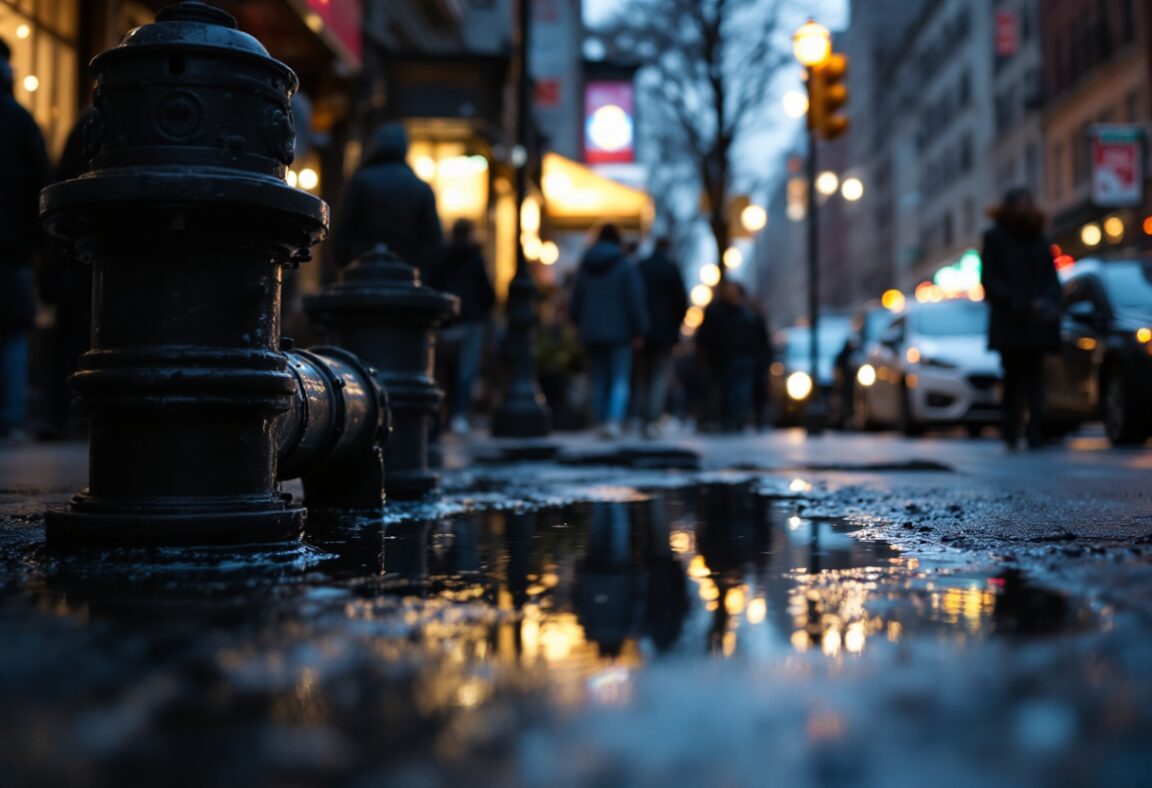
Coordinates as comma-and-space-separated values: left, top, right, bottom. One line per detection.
0, 0, 80, 155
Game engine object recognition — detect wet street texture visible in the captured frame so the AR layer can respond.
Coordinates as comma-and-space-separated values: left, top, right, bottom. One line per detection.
1, 434, 1151, 787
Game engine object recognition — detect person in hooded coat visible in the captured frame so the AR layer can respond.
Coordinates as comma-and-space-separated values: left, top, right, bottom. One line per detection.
980, 187, 1061, 449
331, 123, 443, 275
431, 218, 495, 435
570, 223, 649, 438
0, 40, 51, 442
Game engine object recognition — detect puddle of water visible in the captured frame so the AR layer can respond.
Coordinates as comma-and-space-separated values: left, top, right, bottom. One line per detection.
0, 482, 1089, 786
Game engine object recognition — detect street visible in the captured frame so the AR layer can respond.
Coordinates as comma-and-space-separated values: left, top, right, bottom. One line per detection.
2, 429, 1150, 787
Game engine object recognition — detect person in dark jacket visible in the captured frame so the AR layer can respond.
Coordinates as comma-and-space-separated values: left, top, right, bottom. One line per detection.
634, 237, 688, 438
0, 40, 51, 442
696, 281, 765, 431
570, 223, 649, 438
331, 124, 443, 274
980, 187, 1061, 449
431, 219, 496, 435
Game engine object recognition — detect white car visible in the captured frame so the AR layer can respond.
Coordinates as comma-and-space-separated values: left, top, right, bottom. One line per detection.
854, 298, 1001, 436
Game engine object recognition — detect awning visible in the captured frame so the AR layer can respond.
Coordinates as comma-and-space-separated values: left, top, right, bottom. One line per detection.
542, 153, 653, 230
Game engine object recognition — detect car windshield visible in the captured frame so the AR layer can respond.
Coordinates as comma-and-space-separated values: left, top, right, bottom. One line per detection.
786, 319, 852, 364
912, 301, 987, 336
1100, 262, 1152, 310
863, 309, 895, 343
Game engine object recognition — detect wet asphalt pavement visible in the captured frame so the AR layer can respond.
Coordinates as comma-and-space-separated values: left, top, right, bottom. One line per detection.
0, 428, 1150, 787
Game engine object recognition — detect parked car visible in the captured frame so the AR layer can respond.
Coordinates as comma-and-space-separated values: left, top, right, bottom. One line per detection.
831, 301, 897, 429
1044, 257, 1152, 445
769, 314, 852, 427
856, 298, 1000, 435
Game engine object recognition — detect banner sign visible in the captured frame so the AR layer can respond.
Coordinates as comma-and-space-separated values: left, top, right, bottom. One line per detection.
994, 10, 1017, 58
305, 0, 362, 67
1090, 125, 1145, 207
584, 81, 635, 165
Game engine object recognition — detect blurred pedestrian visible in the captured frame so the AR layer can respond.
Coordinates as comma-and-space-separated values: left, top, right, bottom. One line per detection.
431, 218, 495, 435
570, 223, 649, 439
981, 187, 1061, 450
697, 280, 764, 431
39, 107, 96, 439
634, 237, 688, 438
0, 40, 51, 443
331, 123, 442, 276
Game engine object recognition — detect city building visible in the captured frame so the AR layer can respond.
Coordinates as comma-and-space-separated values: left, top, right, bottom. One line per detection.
1041, 0, 1151, 258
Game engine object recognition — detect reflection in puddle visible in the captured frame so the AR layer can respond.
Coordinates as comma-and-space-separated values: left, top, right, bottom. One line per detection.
4, 482, 1089, 785
306, 483, 1079, 673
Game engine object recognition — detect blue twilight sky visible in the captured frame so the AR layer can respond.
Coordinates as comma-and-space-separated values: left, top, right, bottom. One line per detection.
583, 0, 848, 30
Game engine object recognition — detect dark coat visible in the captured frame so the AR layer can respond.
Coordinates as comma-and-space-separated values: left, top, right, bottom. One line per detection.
570, 241, 649, 346
430, 241, 495, 324
331, 126, 443, 274
0, 85, 50, 331
980, 219, 1061, 352
697, 298, 764, 367
637, 250, 689, 346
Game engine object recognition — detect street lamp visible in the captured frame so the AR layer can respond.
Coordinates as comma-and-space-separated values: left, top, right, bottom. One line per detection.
841, 176, 864, 201
793, 20, 832, 68
794, 19, 833, 436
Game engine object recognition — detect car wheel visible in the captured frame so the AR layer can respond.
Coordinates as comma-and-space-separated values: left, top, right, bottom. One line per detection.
900, 383, 924, 437
1103, 371, 1150, 445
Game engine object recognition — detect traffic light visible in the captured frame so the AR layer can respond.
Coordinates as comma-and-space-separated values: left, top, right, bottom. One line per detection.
808, 52, 849, 140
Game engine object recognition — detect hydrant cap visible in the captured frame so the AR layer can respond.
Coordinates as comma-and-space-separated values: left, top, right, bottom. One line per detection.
109, 2, 293, 88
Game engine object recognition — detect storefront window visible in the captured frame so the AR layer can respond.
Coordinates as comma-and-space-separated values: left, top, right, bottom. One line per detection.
1, 0, 80, 156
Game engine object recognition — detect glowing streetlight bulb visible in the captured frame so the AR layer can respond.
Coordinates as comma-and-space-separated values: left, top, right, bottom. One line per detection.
16, 24, 31, 39
298, 167, 319, 191
1080, 223, 1102, 247
22, 75, 39, 93
690, 284, 713, 307
793, 20, 832, 67
782, 89, 809, 119
1103, 216, 1125, 241
741, 204, 768, 232
700, 263, 721, 286
841, 177, 864, 201
286, 169, 298, 188
815, 171, 839, 196
723, 247, 743, 269
539, 240, 560, 266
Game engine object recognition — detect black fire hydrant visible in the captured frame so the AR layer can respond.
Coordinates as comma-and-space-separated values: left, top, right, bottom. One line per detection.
40, 3, 386, 545
305, 245, 458, 498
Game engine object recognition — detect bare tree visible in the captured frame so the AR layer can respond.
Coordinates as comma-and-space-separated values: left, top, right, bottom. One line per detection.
596, 0, 791, 274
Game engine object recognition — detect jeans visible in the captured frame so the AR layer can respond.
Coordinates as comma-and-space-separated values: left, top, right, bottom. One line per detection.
633, 344, 673, 423
0, 331, 29, 433
1000, 349, 1045, 445
587, 342, 633, 426
441, 322, 486, 419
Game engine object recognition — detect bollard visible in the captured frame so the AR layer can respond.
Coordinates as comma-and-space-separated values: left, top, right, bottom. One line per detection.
41, 2, 332, 545
305, 245, 458, 498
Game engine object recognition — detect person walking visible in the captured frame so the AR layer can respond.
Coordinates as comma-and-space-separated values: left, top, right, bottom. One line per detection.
331, 123, 443, 275
697, 281, 764, 432
570, 224, 649, 439
431, 219, 495, 435
0, 40, 50, 443
980, 187, 1061, 449
634, 237, 688, 438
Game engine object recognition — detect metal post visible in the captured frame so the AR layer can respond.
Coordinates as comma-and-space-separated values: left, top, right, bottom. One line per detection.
805, 119, 827, 435
491, 0, 551, 438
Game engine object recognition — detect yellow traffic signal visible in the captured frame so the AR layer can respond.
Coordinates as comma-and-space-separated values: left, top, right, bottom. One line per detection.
808, 52, 849, 140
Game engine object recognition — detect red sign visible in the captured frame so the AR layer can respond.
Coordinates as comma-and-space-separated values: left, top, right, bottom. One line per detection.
1091, 125, 1145, 207
584, 81, 635, 164
305, 0, 362, 67
536, 79, 560, 107
995, 10, 1017, 58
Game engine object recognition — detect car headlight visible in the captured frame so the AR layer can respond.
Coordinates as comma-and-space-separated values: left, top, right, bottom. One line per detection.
786, 371, 813, 401
1136, 327, 1151, 344
856, 364, 876, 387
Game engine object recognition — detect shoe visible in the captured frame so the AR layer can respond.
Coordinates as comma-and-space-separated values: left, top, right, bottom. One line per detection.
450, 415, 470, 436
599, 422, 621, 440
641, 422, 663, 440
